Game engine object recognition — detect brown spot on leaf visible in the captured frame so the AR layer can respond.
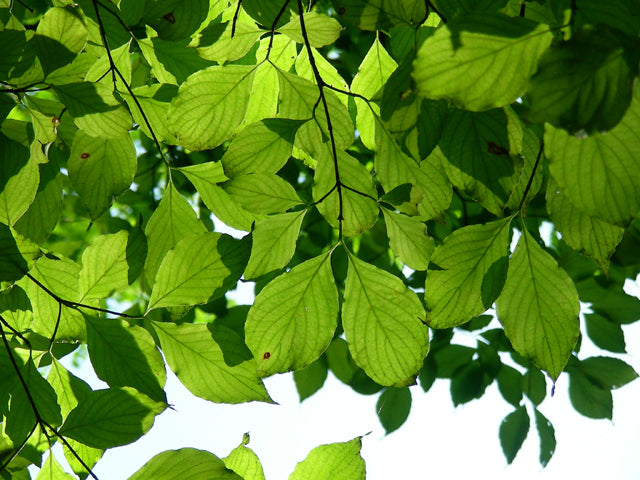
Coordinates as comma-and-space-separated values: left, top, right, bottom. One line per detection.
487, 141, 509, 155
263, 352, 271, 360
80, 153, 90, 159
163, 12, 176, 23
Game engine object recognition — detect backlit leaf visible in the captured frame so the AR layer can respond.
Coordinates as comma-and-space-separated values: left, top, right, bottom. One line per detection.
382, 209, 434, 271
223, 173, 301, 215
224, 434, 265, 480
289, 437, 365, 480
129, 448, 243, 480
0, 133, 39, 226
279, 12, 342, 48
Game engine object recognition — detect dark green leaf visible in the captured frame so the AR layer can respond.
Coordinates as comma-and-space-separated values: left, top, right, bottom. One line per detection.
376, 387, 412, 434
499, 406, 530, 464
534, 408, 556, 467
568, 371, 613, 419
294, 358, 329, 402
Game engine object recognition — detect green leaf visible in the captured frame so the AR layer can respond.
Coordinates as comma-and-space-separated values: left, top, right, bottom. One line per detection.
220, 119, 301, 178
578, 356, 638, 390
505, 126, 544, 211
544, 89, 640, 226
223, 434, 266, 480
496, 365, 523, 407
332, 0, 426, 30
279, 12, 342, 48
148, 232, 249, 311
245, 252, 338, 376
0, 133, 38, 226
351, 37, 397, 150
376, 387, 412, 434
168, 65, 256, 151
144, 183, 206, 283
0, 286, 32, 332
53, 82, 132, 138
413, 14, 553, 110
143, 0, 209, 41
382, 209, 434, 271
79, 231, 129, 300
424, 217, 512, 328
574, 0, 640, 39
223, 173, 301, 215
34, 6, 87, 76
439, 108, 523, 215
59, 387, 165, 449
0, 225, 40, 283
568, 371, 613, 419
36, 453, 76, 480
244, 210, 305, 280
293, 358, 329, 402
47, 359, 92, 418
522, 368, 547, 406
499, 406, 530, 464
242, 0, 293, 28
68, 131, 137, 219
584, 313, 626, 353
129, 448, 243, 480
450, 361, 487, 405
343, 254, 428, 387
313, 149, 379, 237
525, 26, 638, 133
496, 227, 580, 380
534, 408, 555, 467
197, 20, 262, 64
153, 321, 271, 404
86, 317, 166, 403
179, 162, 263, 232
289, 437, 365, 480
123, 84, 178, 143
546, 180, 624, 273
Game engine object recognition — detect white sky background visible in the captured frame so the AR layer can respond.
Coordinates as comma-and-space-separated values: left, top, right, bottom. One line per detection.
67, 278, 640, 480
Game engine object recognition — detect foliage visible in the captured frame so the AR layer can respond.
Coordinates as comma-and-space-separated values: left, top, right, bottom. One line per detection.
1, 0, 639, 477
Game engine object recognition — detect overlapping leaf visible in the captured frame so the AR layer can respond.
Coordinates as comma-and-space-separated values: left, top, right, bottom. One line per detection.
129, 448, 243, 480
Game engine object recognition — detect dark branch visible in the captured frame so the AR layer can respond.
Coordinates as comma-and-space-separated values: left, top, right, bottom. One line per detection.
231, 0, 242, 37
518, 140, 544, 212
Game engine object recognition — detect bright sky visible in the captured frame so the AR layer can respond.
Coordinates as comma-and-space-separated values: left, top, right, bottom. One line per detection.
63, 278, 640, 480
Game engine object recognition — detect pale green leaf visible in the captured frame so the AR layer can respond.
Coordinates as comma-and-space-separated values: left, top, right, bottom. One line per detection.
244, 210, 306, 280
295, 48, 350, 107
313, 148, 378, 237
289, 437, 365, 480
382, 209, 434, 271
505, 126, 544, 211
343, 254, 428, 387
351, 38, 397, 150
0, 133, 39, 226
153, 321, 272, 403
123, 84, 178, 143
79, 231, 129, 300
279, 12, 341, 48
63, 438, 103, 480
544, 89, 640, 226
36, 453, 76, 480
197, 20, 262, 63
0, 285, 32, 332
47, 359, 92, 418
53, 82, 132, 138
439, 108, 523, 215
59, 387, 166, 449
246, 252, 338, 376
224, 434, 266, 480
86, 42, 132, 88
87, 317, 166, 403
0, 224, 41, 283
68, 131, 137, 219
546, 180, 624, 273
425, 217, 512, 328
496, 228, 580, 379
220, 118, 301, 178
144, 183, 206, 283
223, 173, 301, 215
148, 232, 248, 311
175, 161, 228, 185
168, 65, 256, 150
413, 14, 553, 110
525, 26, 638, 133
129, 448, 243, 480
34, 5, 87, 76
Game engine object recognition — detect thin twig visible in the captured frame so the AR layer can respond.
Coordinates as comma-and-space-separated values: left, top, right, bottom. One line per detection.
426, 0, 447, 23
0, 422, 37, 473
265, 0, 291, 60
517, 140, 544, 212
231, 0, 242, 37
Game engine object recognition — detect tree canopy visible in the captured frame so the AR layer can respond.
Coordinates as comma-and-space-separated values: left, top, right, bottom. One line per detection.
1, 0, 640, 478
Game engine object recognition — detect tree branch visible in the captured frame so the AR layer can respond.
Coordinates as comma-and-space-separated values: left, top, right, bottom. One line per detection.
518, 140, 544, 212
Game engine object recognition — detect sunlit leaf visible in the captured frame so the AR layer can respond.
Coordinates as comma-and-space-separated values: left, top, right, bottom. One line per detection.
224, 434, 266, 480
129, 448, 243, 480
289, 437, 365, 480
0, 133, 39, 226
279, 12, 342, 48
223, 173, 301, 215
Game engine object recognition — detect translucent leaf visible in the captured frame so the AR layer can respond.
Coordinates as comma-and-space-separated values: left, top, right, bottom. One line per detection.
34, 5, 87, 76
68, 131, 136, 219
534, 408, 556, 467
425, 217, 512, 328
47, 359, 92, 418
499, 406, 530, 464
220, 119, 301, 178
59, 387, 166, 449
332, 0, 426, 30
168, 65, 256, 150
153, 321, 272, 404
143, 0, 209, 41
129, 448, 243, 480
53, 82, 132, 138
313, 149, 379, 237
413, 14, 553, 110
279, 12, 342, 48
246, 252, 338, 376
224, 434, 266, 480
197, 20, 262, 63
86, 317, 166, 403
496, 228, 580, 380
0, 225, 40, 283
244, 210, 306, 280
438, 108, 523, 216
242, 0, 293, 28
144, 183, 206, 283
525, 26, 638, 133
289, 437, 365, 480
148, 232, 249, 311
79, 231, 130, 300
0, 285, 32, 332
382, 209, 434, 271
343, 254, 428, 387
36, 452, 76, 480
545, 89, 640, 226
295, 48, 349, 107
546, 180, 624, 273
351, 38, 397, 150
505, 126, 543, 211
223, 173, 301, 214
0, 133, 39, 226
123, 84, 178, 143
376, 387, 412, 434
